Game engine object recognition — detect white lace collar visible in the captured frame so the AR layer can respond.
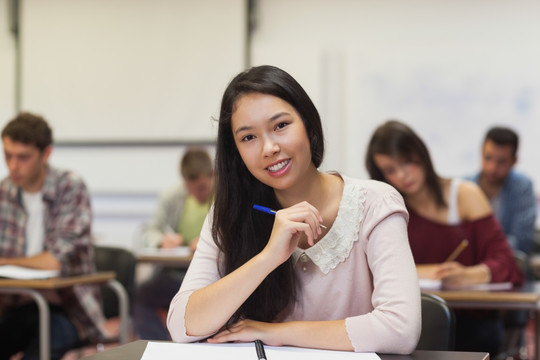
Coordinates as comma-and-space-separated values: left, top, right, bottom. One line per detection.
292, 178, 366, 274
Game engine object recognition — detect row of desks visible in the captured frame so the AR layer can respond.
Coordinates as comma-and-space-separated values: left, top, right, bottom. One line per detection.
0, 249, 194, 360
2, 250, 540, 360
0, 272, 124, 360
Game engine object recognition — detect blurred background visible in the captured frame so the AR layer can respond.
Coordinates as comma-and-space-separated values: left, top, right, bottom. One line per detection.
1, 0, 539, 248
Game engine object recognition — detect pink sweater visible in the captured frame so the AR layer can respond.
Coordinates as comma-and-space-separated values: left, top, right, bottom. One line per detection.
167, 176, 421, 354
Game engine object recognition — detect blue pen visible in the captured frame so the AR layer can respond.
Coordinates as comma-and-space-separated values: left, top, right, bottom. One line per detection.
253, 204, 327, 229
253, 204, 277, 215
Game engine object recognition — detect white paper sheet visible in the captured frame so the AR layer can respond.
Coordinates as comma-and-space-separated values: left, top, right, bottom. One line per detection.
141, 342, 381, 360
444, 282, 513, 291
419, 278, 442, 290
419, 278, 513, 291
0, 265, 59, 279
137, 246, 192, 257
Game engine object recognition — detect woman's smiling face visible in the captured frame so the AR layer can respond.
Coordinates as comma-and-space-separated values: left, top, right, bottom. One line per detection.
231, 92, 313, 191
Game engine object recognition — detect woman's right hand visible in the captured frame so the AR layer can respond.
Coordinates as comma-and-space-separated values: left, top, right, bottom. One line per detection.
261, 201, 323, 266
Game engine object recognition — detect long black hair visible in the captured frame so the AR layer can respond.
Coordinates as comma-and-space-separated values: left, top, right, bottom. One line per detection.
365, 120, 446, 208
212, 65, 325, 323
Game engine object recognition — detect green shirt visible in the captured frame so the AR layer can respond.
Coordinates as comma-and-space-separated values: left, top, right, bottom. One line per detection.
177, 195, 211, 244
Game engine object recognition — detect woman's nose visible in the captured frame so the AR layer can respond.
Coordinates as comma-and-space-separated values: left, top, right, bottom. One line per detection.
263, 137, 280, 156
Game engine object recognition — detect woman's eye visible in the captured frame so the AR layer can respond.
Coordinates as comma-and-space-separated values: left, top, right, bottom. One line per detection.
275, 122, 289, 130
241, 134, 255, 142
382, 168, 395, 176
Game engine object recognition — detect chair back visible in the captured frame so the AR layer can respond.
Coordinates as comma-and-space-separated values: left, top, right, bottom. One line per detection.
513, 249, 531, 280
93, 245, 137, 318
416, 292, 455, 351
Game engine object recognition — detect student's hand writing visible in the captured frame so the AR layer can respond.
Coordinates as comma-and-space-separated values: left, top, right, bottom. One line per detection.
161, 233, 184, 248
207, 319, 285, 346
436, 262, 491, 287
416, 264, 440, 279
262, 201, 323, 266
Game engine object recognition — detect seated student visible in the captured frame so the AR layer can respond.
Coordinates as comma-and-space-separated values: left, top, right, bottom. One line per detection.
167, 65, 421, 353
134, 147, 214, 340
469, 126, 537, 255
365, 119, 524, 357
0, 113, 106, 360
468, 126, 537, 358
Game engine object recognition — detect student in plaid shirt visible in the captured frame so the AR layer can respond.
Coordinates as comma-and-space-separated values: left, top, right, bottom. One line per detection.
0, 113, 107, 360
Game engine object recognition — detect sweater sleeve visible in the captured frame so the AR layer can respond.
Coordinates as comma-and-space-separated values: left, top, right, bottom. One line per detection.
345, 182, 422, 354
505, 175, 537, 254
167, 210, 222, 342
143, 184, 186, 248
471, 215, 524, 285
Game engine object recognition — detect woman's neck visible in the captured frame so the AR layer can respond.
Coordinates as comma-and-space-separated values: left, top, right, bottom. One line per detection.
274, 167, 337, 210
404, 180, 438, 210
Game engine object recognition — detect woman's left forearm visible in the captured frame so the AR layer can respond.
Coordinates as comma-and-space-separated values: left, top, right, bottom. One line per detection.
208, 319, 353, 351
280, 320, 353, 351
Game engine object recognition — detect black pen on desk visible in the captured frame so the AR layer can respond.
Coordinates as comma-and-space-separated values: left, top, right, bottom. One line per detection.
253, 204, 328, 229
254, 339, 267, 360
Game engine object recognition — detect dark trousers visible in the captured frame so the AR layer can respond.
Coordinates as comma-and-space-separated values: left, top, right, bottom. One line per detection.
0, 303, 80, 360
455, 311, 504, 358
133, 267, 185, 340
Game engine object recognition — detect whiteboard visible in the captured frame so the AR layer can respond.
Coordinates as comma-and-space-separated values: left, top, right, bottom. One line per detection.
19, 0, 245, 142
349, 47, 540, 184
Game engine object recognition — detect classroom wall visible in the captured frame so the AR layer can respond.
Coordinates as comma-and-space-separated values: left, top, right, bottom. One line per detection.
0, 0, 15, 121
1, 0, 540, 247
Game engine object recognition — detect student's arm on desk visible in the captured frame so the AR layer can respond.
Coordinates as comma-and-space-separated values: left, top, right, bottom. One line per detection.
207, 214, 421, 353
144, 184, 186, 248
168, 207, 420, 354
208, 319, 351, 350
417, 263, 491, 287
171, 203, 327, 333
161, 232, 184, 248
446, 180, 523, 286
436, 262, 491, 287
168, 209, 354, 352
170, 239, 353, 351
0, 251, 61, 270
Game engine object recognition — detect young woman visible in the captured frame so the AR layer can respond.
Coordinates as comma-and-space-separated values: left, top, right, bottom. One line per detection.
365, 119, 523, 356
167, 66, 421, 353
